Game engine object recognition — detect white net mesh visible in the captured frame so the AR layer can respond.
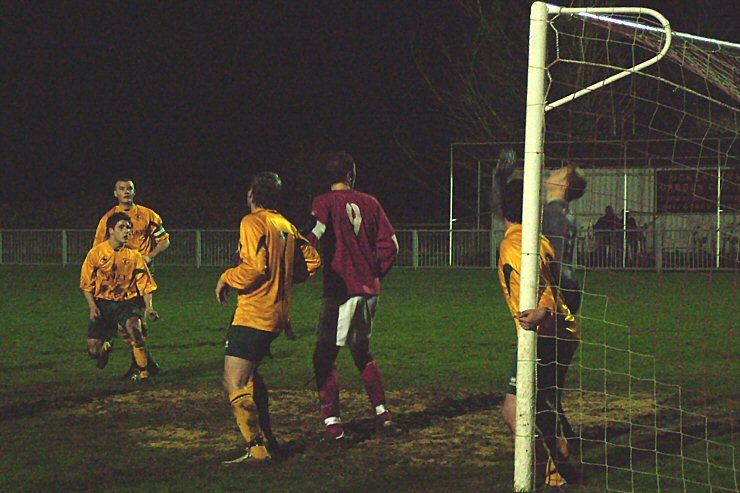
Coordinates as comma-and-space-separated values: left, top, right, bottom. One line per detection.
535, 6, 738, 492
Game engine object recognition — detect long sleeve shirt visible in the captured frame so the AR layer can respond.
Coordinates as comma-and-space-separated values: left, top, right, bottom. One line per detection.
80, 241, 157, 301
221, 208, 321, 333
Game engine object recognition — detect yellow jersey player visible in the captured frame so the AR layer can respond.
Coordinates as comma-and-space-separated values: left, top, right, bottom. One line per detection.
497, 178, 582, 488
81, 212, 158, 381
94, 178, 170, 262
94, 178, 169, 379
216, 172, 321, 464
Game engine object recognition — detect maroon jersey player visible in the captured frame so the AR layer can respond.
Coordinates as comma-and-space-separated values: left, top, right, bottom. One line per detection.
306, 151, 400, 443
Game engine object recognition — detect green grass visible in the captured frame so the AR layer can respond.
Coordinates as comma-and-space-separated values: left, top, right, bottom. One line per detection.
0, 266, 737, 492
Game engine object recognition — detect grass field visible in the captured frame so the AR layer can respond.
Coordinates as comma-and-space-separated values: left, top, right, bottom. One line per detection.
0, 266, 737, 492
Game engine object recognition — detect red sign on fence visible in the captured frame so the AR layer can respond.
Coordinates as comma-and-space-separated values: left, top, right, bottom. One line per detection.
656, 169, 740, 213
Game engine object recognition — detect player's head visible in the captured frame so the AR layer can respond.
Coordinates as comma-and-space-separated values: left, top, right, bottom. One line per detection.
325, 151, 356, 188
106, 212, 133, 243
500, 179, 524, 224
605, 205, 614, 216
248, 171, 282, 210
113, 178, 136, 206
545, 164, 587, 202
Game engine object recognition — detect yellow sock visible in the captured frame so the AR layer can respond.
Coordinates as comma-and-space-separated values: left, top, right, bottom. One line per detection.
229, 382, 269, 459
132, 346, 149, 380
545, 457, 567, 487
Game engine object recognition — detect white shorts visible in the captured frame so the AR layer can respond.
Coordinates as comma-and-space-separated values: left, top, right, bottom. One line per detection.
317, 295, 378, 347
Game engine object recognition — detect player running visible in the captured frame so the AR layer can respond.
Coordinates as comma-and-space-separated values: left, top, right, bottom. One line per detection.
81, 212, 158, 381
94, 178, 169, 379
305, 151, 400, 445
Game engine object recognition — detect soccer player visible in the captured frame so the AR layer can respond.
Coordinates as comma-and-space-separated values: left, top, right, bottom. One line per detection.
305, 151, 400, 444
541, 164, 587, 314
496, 178, 581, 488
94, 178, 169, 379
81, 212, 158, 381
216, 172, 321, 464
492, 150, 587, 314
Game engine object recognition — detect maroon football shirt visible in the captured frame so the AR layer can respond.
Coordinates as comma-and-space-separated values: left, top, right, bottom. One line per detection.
307, 189, 398, 298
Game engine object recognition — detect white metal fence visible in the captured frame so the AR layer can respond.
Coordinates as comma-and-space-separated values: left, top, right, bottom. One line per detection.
0, 228, 737, 270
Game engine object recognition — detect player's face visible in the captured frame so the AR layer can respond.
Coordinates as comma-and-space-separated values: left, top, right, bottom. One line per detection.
545, 167, 570, 192
114, 181, 136, 206
110, 220, 132, 245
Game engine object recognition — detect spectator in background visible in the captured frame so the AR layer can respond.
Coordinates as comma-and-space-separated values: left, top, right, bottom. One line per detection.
594, 206, 621, 267
624, 211, 642, 266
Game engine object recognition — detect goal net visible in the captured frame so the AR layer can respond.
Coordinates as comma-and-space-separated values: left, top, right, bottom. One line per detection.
516, 3, 738, 491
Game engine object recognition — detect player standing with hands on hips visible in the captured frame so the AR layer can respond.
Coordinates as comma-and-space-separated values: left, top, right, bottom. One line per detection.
305, 151, 401, 445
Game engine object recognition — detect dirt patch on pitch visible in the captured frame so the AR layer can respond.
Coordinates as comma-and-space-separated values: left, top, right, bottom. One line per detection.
66, 386, 658, 466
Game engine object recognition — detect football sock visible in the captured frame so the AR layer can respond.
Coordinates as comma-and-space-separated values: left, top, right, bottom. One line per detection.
229, 382, 269, 459
360, 359, 386, 408
324, 417, 344, 439
318, 366, 341, 421
132, 346, 149, 380
251, 372, 273, 442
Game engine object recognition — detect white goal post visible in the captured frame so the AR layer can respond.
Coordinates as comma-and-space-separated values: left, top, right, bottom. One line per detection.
517, 3, 724, 491
517, 2, 740, 491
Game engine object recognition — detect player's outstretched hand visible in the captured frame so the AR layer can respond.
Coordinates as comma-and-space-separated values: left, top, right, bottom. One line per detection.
146, 308, 159, 321
495, 147, 517, 182
216, 278, 230, 307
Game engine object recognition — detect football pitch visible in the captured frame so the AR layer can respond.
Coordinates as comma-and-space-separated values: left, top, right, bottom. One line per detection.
0, 266, 737, 492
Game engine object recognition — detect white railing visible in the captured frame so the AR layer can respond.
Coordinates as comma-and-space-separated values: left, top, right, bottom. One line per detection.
0, 228, 736, 271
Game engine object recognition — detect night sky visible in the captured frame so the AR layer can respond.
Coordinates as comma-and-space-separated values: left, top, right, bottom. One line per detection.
4, 1, 738, 227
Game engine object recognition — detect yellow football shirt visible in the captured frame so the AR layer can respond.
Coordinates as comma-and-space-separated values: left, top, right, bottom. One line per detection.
220, 208, 321, 333
80, 241, 157, 301
497, 223, 579, 339
94, 204, 169, 255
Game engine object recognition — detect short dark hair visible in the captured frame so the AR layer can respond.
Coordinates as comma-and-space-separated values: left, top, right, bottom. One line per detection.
500, 179, 524, 224
249, 171, 282, 209
565, 169, 587, 202
114, 178, 134, 188
106, 212, 132, 234
325, 151, 356, 185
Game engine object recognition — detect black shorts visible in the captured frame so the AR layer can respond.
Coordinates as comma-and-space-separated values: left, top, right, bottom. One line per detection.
506, 334, 578, 397
225, 325, 278, 364
87, 298, 144, 341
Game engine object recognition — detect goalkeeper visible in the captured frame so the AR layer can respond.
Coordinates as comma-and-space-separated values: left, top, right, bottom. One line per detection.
496, 176, 581, 488
492, 149, 587, 314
